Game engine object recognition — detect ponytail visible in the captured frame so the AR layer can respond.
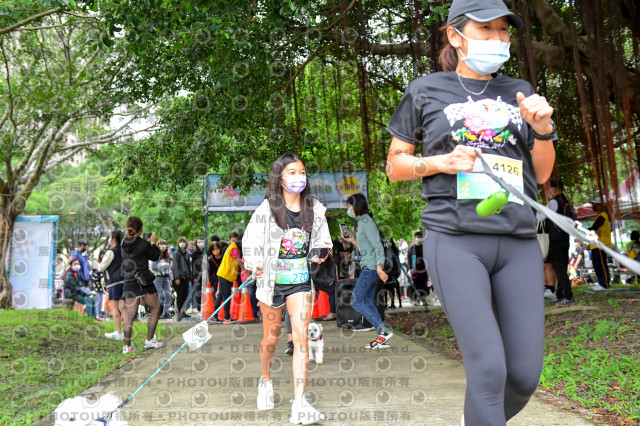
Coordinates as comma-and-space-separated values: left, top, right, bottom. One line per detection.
125, 216, 143, 239
438, 16, 470, 72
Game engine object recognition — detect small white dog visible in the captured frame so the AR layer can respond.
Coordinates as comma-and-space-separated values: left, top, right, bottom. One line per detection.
308, 321, 324, 364
53, 392, 129, 426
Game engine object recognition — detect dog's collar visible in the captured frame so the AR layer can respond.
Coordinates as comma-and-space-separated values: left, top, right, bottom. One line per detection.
310, 333, 323, 342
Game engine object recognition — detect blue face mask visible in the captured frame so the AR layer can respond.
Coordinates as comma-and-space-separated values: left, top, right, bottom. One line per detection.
455, 29, 511, 75
347, 209, 356, 219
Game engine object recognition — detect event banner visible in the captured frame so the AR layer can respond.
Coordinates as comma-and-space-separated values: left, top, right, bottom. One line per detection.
10, 215, 58, 309
205, 172, 368, 211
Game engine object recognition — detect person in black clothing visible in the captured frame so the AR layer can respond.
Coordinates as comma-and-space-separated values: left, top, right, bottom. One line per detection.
172, 236, 192, 317
407, 231, 429, 305
121, 216, 164, 353
95, 230, 126, 339
383, 238, 403, 309
545, 180, 575, 304
63, 258, 98, 319
208, 241, 224, 322
190, 237, 205, 313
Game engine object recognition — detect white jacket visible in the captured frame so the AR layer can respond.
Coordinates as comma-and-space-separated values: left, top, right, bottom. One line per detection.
242, 198, 332, 307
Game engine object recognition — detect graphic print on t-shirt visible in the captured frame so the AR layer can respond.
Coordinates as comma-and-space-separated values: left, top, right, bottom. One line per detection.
444, 96, 523, 149
276, 226, 310, 284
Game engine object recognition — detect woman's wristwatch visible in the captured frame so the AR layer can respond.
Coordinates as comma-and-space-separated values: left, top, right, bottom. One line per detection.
531, 120, 558, 141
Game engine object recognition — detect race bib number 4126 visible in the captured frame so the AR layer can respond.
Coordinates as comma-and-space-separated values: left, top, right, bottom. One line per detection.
457, 154, 524, 205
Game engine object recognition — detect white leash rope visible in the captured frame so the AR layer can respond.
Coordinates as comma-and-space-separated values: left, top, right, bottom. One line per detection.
475, 150, 640, 275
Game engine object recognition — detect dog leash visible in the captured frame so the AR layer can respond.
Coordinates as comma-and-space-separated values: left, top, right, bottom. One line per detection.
474, 150, 640, 275
97, 270, 259, 424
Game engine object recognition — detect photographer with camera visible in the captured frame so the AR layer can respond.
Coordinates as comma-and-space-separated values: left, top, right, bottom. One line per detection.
121, 216, 164, 354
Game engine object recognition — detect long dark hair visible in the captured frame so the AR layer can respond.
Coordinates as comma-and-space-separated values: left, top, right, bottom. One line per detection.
346, 193, 372, 217
265, 153, 314, 231
64, 258, 82, 280
438, 16, 470, 72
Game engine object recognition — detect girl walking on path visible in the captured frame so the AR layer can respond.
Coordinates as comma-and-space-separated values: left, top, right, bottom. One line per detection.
385, 0, 556, 424
243, 153, 332, 425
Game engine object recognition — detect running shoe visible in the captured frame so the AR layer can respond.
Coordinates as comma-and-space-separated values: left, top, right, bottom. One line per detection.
353, 324, 375, 331
144, 339, 164, 349
257, 377, 274, 410
289, 396, 325, 425
122, 344, 136, 354
223, 319, 236, 324
284, 340, 294, 355
105, 331, 124, 340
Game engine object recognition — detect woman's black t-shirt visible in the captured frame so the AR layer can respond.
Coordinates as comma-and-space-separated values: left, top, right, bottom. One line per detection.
386, 71, 538, 237
275, 209, 311, 285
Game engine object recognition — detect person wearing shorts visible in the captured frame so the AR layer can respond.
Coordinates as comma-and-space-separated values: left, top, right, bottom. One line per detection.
242, 153, 332, 424
385, 0, 557, 423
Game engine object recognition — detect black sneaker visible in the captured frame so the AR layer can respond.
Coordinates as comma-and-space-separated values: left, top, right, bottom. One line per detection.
284, 340, 294, 355
353, 324, 375, 332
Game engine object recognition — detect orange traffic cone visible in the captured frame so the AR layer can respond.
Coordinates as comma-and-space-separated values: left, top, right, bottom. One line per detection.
317, 290, 330, 317
312, 290, 321, 319
230, 281, 241, 320
237, 285, 255, 323
201, 282, 214, 320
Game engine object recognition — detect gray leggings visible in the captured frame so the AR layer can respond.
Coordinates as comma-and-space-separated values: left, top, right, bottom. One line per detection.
423, 230, 544, 426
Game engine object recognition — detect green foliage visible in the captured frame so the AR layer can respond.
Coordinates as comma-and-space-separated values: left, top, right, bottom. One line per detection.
0, 309, 169, 425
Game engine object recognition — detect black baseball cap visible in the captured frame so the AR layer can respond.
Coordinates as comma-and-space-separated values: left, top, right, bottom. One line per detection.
447, 0, 523, 30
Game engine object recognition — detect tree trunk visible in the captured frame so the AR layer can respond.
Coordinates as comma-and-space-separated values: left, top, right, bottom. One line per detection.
0, 211, 16, 309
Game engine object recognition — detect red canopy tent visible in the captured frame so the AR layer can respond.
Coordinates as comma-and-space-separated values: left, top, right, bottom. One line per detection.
575, 169, 639, 221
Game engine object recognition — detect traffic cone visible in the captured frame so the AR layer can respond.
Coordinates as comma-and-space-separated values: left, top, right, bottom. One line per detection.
201, 282, 214, 320
312, 290, 321, 319
237, 285, 255, 323
230, 281, 241, 320
317, 290, 330, 317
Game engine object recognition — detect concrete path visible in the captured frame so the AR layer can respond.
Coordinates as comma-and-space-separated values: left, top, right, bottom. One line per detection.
55, 320, 595, 426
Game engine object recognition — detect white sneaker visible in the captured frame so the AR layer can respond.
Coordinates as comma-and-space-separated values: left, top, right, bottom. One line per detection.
592, 284, 607, 291
544, 289, 557, 301
105, 331, 124, 340
289, 397, 325, 425
257, 377, 274, 410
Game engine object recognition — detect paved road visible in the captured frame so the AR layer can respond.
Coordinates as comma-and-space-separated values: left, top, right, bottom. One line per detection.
44, 321, 596, 425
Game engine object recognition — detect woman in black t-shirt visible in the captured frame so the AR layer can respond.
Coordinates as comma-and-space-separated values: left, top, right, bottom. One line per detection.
386, 1, 556, 424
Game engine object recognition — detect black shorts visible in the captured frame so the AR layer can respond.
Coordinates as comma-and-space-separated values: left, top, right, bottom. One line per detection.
123, 280, 158, 299
270, 283, 312, 308
107, 283, 124, 301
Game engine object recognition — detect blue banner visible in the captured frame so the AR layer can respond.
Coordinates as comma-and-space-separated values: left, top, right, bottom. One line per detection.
205, 172, 368, 212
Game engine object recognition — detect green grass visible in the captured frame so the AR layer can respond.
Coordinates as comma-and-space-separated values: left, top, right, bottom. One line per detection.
0, 309, 169, 425
541, 318, 640, 421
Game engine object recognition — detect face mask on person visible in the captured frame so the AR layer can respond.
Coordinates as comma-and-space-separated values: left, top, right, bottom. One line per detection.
72, 264, 81, 272
455, 29, 511, 75
159, 245, 167, 251
281, 174, 307, 194
188, 248, 194, 254
347, 208, 356, 219
80, 247, 86, 253
179, 242, 186, 250
415, 237, 423, 244
197, 242, 204, 249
